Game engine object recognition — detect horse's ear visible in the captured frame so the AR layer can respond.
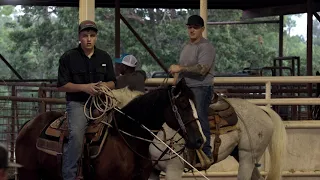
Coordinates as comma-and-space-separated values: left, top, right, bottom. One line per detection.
173, 78, 186, 95
176, 78, 186, 88
179, 77, 186, 86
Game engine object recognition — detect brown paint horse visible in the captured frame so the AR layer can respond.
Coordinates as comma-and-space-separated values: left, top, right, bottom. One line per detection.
15, 78, 204, 180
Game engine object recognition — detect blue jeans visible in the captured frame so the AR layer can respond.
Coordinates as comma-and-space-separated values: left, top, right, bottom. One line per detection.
190, 86, 213, 157
62, 101, 89, 180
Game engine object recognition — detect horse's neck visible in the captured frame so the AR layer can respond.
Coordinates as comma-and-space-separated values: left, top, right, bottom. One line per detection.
114, 106, 166, 135
114, 90, 168, 137
162, 123, 184, 142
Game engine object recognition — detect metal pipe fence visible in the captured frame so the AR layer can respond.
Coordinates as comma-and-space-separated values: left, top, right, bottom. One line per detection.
0, 79, 315, 164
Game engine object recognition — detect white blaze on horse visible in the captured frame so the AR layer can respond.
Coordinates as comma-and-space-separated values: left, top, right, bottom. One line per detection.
148, 96, 287, 180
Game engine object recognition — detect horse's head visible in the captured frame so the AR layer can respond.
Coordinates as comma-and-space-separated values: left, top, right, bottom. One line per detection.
164, 78, 205, 150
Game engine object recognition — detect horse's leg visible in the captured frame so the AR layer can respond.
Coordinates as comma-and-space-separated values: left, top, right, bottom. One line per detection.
237, 150, 255, 180
251, 167, 264, 180
94, 136, 136, 180
132, 159, 153, 180
15, 120, 41, 180
18, 169, 41, 180
164, 157, 184, 180
233, 146, 264, 180
148, 169, 161, 180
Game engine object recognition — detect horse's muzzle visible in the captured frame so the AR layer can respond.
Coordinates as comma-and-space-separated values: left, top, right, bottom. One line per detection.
186, 137, 203, 149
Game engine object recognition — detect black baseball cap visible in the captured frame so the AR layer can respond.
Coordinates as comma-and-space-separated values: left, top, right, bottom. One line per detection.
0, 143, 22, 169
186, 15, 204, 27
78, 20, 98, 33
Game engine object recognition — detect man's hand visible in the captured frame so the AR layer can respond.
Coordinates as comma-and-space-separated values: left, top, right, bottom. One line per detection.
99, 81, 115, 90
169, 64, 182, 74
80, 82, 100, 96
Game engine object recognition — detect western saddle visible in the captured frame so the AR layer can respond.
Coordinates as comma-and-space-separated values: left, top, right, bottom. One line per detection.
36, 110, 113, 178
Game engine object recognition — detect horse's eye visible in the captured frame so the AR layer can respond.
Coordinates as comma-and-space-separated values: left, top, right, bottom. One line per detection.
177, 98, 189, 109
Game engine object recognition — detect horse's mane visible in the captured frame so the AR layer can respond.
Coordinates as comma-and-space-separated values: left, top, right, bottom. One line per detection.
123, 86, 170, 112
114, 85, 171, 129
111, 87, 144, 108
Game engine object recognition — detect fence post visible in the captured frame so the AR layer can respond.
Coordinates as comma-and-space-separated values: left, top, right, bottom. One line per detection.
10, 85, 17, 162
265, 81, 271, 108
38, 83, 47, 113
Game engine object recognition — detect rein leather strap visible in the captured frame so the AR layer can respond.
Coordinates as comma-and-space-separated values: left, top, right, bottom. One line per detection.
168, 89, 188, 138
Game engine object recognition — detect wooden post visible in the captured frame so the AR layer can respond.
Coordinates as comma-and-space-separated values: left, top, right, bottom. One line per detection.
279, 15, 284, 58
115, 0, 120, 59
307, 0, 313, 77
38, 83, 47, 113
200, 0, 208, 38
307, 0, 313, 119
265, 81, 271, 108
10, 86, 17, 162
79, 0, 95, 23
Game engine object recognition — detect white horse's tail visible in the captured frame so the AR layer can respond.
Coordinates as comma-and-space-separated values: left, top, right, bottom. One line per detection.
260, 106, 287, 180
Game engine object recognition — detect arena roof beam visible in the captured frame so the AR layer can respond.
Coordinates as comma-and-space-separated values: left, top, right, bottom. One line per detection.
0, 0, 319, 10
314, 12, 320, 23
115, 0, 120, 59
207, 20, 279, 25
241, 2, 320, 19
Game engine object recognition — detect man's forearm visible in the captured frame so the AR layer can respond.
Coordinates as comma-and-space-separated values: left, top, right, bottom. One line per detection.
57, 82, 84, 92
101, 81, 115, 90
181, 64, 210, 76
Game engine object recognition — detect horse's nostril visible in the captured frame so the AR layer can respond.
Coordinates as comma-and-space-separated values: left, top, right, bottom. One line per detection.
196, 138, 203, 146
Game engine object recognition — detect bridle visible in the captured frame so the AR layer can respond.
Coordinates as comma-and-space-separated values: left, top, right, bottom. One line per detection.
168, 87, 200, 142
113, 86, 200, 162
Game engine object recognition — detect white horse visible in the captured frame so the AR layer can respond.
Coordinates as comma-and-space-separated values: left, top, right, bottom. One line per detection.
148, 98, 287, 180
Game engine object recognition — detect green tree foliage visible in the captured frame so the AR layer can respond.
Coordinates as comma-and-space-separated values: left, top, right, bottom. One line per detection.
0, 5, 319, 79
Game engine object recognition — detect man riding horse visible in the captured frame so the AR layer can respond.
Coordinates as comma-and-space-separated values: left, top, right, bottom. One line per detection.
57, 20, 116, 180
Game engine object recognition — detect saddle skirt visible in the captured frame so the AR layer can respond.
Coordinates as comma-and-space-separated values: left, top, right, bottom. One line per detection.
208, 93, 238, 134
36, 111, 113, 159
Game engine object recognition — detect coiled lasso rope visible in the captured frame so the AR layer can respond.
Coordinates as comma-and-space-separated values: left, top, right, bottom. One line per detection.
84, 83, 119, 121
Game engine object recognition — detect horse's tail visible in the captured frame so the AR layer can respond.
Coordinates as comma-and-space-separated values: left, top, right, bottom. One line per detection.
259, 106, 287, 180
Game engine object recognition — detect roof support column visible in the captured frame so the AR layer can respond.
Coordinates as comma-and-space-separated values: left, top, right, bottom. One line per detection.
115, 0, 120, 59
278, 15, 284, 58
200, 0, 208, 38
307, 0, 313, 77
79, 0, 95, 22
307, 0, 313, 119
